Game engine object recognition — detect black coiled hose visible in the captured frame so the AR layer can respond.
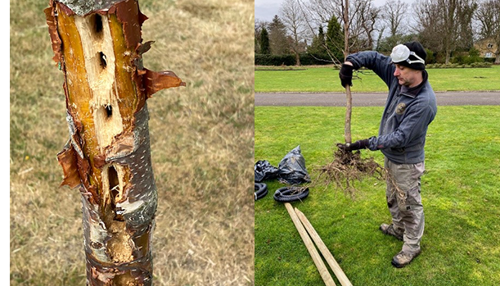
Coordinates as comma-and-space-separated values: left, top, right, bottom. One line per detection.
273, 186, 309, 202
255, 183, 268, 201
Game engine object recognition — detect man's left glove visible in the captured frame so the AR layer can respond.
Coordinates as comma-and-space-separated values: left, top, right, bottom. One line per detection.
337, 139, 369, 151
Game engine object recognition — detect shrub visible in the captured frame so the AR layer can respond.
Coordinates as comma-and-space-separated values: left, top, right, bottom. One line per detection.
255, 53, 336, 66
425, 62, 492, 68
299, 53, 333, 65
255, 54, 295, 66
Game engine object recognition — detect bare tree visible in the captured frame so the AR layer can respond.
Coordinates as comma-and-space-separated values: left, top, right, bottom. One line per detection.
294, 0, 340, 64
384, 0, 407, 37
375, 0, 411, 52
414, 0, 442, 52
355, 0, 380, 50
305, 0, 339, 24
376, 0, 415, 51
305, 0, 380, 52
415, 0, 477, 63
280, 0, 309, 65
475, 0, 500, 63
45, 0, 184, 284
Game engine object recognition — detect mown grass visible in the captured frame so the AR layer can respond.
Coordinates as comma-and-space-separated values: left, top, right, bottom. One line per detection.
254, 106, 500, 286
255, 65, 500, 92
10, 0, 254, 285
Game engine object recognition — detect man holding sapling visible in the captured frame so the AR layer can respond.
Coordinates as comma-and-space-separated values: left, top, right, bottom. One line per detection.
337, 42, 437, 268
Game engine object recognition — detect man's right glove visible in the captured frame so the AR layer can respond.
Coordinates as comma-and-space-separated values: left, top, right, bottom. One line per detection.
336, 139, 369, 151
339, 63, 354, 88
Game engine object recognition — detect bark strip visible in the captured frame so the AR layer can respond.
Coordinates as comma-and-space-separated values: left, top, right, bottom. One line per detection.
45, 0, 184, 284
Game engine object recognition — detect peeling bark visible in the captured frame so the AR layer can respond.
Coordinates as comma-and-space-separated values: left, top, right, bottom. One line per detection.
45, 0, 184, 284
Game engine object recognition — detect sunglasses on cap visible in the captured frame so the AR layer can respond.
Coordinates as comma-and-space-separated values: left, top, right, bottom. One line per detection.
390, 44, 425, 65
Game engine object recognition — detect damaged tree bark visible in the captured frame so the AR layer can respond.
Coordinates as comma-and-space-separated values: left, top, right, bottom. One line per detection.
45, 0, 184, 284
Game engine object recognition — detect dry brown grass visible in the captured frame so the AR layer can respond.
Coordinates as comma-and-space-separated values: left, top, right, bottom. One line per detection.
10, 0, 254, 285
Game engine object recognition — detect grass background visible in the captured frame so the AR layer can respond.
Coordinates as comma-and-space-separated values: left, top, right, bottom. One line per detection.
254, 106, 500, 285
255, 65, 500, 92
10, 0, 254, 285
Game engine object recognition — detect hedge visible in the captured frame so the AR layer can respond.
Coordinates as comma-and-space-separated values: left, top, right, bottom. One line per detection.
255, 53, 334, 66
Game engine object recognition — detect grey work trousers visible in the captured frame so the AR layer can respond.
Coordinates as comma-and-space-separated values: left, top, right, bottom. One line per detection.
385, 158, 425, 253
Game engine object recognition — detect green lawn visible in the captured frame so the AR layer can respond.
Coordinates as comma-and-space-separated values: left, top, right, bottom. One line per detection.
254, 65, 500, 92
254, 106, 500, 286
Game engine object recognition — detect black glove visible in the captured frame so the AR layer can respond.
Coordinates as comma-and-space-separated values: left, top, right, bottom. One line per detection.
337, 139, 369, 151
339, 63, 354, 88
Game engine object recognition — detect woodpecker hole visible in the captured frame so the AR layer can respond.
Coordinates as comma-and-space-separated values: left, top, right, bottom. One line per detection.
105, 105, 112, 117
92, 14, 103, 35
99, 52, 107, 69
108, 166, 125, 221
108, 165, 119, 203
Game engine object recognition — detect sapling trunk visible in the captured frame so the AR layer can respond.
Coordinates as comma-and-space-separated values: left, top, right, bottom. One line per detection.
343, 0, 351, 144
45, 0, 184, 284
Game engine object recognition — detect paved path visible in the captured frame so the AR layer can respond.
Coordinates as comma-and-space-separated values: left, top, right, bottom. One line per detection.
255, 91, 500, 106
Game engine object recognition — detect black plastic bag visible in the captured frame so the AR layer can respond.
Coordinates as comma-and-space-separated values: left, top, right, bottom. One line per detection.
254, 160, 279, 182
277, 145, 311, 185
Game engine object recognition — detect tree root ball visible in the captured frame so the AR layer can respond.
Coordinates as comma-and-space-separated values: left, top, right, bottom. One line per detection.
316, 148, 384, 197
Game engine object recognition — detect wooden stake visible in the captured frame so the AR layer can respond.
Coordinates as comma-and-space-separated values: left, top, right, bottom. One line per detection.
284, 203, 336, 286
295, 207, 353, 286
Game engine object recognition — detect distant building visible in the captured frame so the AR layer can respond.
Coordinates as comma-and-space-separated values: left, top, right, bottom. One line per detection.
474, 37, 498, 59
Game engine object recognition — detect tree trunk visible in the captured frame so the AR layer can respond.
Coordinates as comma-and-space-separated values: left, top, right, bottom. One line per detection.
495, 37, 500, 64
343, 0, 352, 144
295, 51, 301, 66
45, 0, 184, 284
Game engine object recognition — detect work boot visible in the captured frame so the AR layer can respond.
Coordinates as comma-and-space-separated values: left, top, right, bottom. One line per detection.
391, 249, 421, 268
379, 223, 404, 241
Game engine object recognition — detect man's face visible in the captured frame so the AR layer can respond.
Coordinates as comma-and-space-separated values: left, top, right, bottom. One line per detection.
393, 64, 421, 88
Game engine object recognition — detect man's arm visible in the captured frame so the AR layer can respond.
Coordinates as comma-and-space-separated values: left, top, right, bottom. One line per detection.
345, 51, 395, 87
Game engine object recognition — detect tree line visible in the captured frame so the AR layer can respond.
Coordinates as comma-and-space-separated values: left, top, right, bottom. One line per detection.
255, 0, 500, 65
